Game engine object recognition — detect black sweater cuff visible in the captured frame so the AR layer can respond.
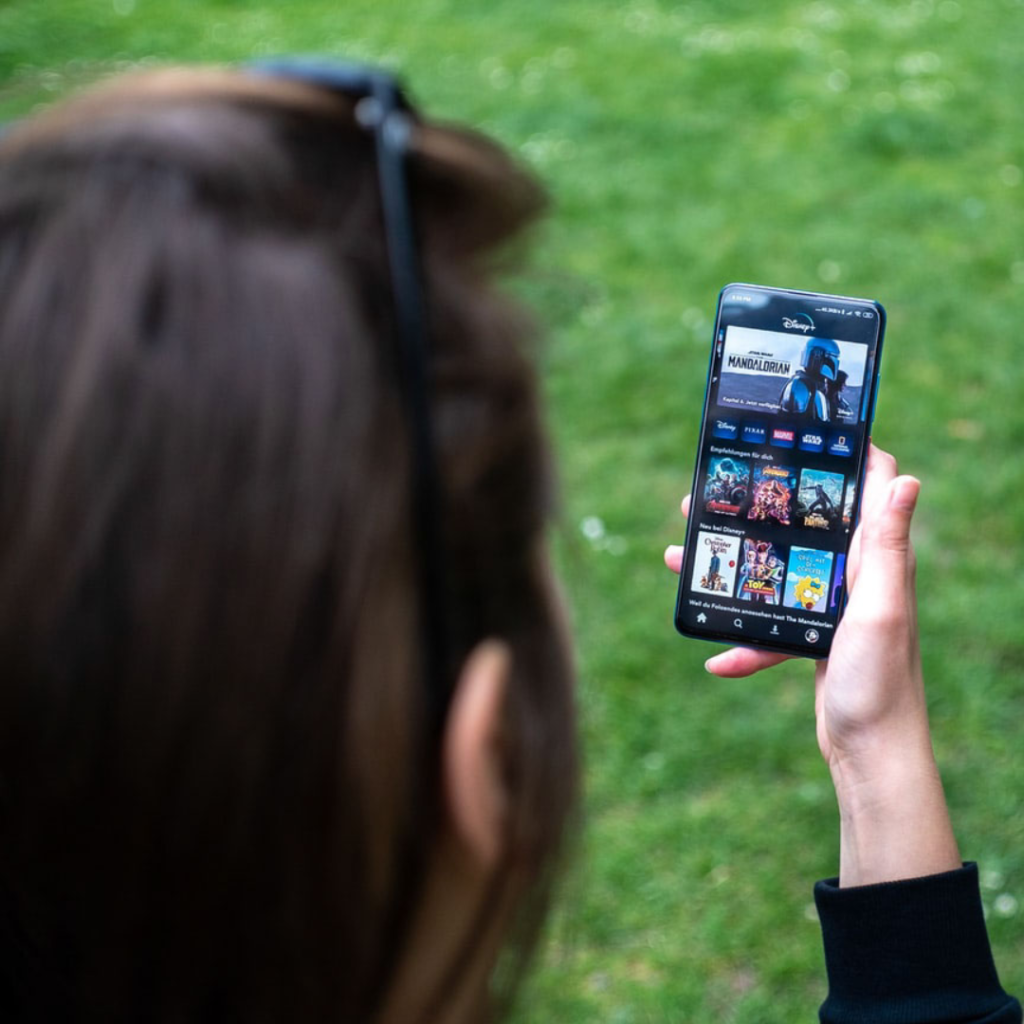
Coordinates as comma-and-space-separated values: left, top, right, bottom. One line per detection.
814, 863, 1021, 1023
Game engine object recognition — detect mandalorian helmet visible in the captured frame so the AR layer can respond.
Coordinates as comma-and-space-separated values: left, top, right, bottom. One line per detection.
801, 338, 840, 381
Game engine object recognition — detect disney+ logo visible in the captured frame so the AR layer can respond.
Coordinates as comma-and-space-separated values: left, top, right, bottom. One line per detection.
781, 314, 815, 333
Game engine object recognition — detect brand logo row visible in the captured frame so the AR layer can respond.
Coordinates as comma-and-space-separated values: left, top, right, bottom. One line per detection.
712, 418, 854, 457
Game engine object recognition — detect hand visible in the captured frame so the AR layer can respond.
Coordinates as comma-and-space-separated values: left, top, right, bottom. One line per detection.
664, 444, 923, 760
665, 444, 961, 884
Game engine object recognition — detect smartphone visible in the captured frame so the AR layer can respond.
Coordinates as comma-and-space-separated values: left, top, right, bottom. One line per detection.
673, 283, 886, 659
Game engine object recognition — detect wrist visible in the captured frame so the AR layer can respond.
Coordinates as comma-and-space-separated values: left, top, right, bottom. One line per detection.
828, 723, 937, 810
832, 748, 940, 821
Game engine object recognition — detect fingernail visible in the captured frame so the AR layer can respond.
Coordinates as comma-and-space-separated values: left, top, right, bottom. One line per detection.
890, 476, 920, 511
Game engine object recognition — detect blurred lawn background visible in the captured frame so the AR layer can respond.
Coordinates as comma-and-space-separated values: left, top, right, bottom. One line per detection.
3, 1, 1024, 1021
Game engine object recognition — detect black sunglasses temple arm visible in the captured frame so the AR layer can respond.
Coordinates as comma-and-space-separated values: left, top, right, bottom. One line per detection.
358, 86, 451, 723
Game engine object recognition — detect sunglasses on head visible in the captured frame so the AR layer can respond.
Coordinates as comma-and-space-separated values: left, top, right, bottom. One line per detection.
250, 59, 450, 726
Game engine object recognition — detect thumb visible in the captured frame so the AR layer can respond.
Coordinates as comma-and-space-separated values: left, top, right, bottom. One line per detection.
856, 475, 920, 583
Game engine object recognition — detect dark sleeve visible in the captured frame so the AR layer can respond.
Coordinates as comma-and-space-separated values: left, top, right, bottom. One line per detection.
815, 863, 1021, 1024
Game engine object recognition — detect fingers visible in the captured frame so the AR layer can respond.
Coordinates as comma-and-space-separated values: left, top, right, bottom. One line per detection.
664, 544, 683, 574
664, 494, 692, 575
705, 647, 792, 677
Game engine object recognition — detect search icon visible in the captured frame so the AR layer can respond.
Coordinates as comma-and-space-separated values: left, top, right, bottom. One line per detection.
733, 618, 743, 629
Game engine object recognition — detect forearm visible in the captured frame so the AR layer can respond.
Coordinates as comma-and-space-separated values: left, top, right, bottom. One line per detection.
831, 740, 960, 887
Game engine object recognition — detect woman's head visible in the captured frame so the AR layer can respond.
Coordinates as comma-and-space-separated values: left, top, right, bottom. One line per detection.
0, 66, 576, 1022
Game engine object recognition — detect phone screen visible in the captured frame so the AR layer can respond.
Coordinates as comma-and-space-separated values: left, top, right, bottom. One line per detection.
674, 284, 885, 659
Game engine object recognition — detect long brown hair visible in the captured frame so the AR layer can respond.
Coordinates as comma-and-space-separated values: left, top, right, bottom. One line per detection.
0, 68, 577, 1022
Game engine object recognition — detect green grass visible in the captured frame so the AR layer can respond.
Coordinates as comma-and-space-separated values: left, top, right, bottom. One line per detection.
4, 1, 1024, 1020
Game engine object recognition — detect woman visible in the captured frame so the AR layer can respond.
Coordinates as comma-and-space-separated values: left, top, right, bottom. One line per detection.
0, 63, 1015, 1023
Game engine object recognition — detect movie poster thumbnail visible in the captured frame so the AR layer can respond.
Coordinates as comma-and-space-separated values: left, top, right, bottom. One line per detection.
715, 325, 867, 424
842, 479, 856, 528
691, 532, 741, 597
747, 463, 797, 526
784, 547, 835, 614
737, 537, 788, 605
703, 456, 750, 516
795, 468, 845, 530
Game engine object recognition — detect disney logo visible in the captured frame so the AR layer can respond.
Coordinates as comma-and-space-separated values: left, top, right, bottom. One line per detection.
782, 316, 814, 333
